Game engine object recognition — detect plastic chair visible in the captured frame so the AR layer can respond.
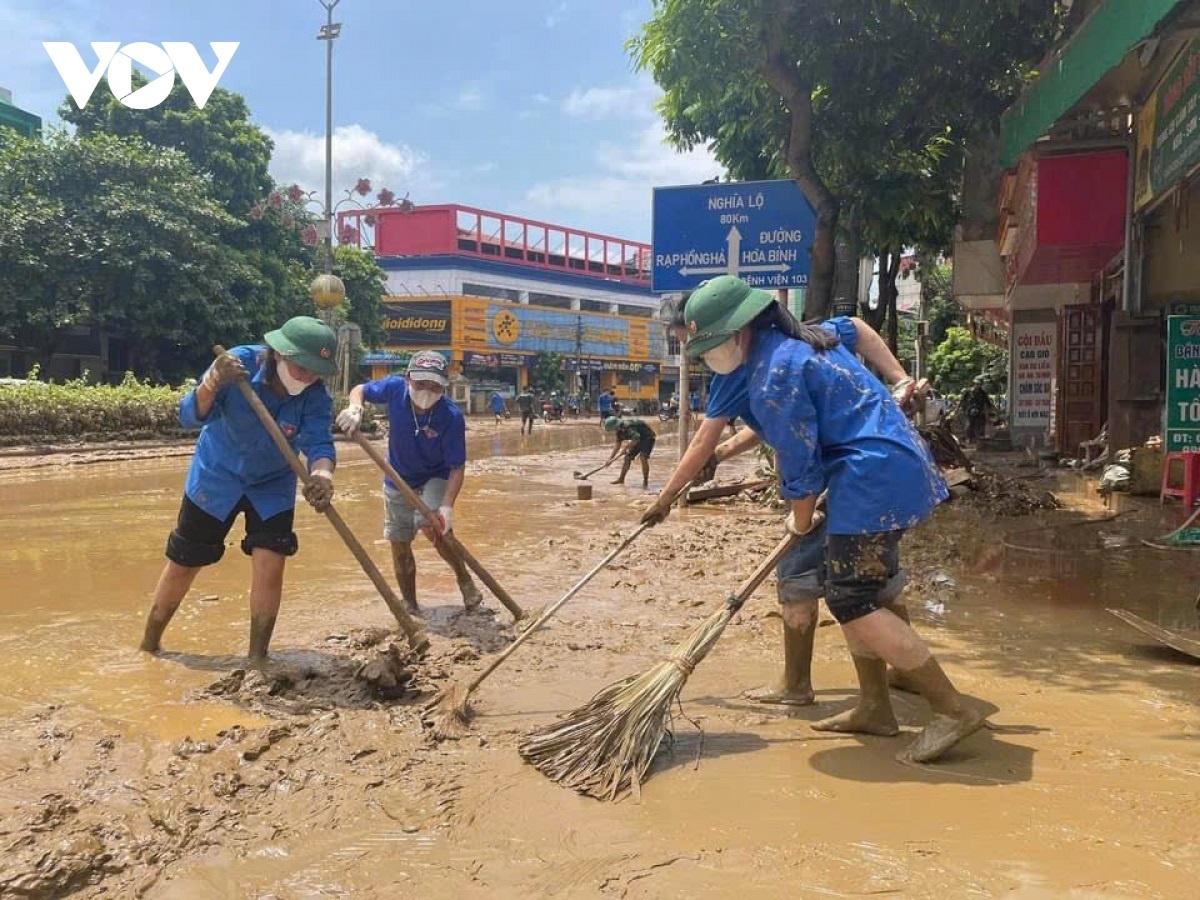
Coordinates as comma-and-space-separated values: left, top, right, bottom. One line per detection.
1160, 452, 1200, 508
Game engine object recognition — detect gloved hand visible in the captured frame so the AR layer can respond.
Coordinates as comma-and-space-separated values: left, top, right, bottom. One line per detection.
203, 351, 246, 392
640, 496, 673, 527
303, 470, 334, 511
785, 507, 825, 536
693, 452, 719, 485
336, 404, 363, 436
434, 505, 453, 535
890, 377, 916, 412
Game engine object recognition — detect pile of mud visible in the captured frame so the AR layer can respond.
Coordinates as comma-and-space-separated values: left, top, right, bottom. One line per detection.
952, 468, 1060, 516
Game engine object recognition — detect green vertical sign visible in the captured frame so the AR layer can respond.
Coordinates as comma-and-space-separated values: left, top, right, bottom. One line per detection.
1166, 315, 1200, 453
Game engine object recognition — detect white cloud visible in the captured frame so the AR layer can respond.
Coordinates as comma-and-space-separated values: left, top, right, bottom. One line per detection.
526, 121, 720, 222
532, 92, 551, 105
264, 124, 432, 199
0, 0, 101, 122
562, 76, 659, 120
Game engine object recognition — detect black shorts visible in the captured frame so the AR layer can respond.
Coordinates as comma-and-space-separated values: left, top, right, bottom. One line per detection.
626, 435, 656, 460
165, 495, 298, 568
824, 532, 903, 624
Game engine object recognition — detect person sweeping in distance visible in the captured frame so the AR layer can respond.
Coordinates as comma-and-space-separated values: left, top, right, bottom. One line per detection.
337, 351, 484, 614
139, 316, 338, 664
657, 294, 923, 707
602, 415, 656, 489
643, 277, 992, 763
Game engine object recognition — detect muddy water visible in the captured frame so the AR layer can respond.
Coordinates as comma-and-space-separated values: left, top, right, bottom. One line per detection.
2, 428, 1198, 898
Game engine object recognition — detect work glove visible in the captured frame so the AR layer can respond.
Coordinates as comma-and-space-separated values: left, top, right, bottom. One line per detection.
303, 470, 334, 512
434, 505, 453, 535
640, 496, 673, 527
890, 377, 916, 412
202, 351, 246, 392
692, 452, 719, 485
785, 508, 825, 537
336, 404, 363, 436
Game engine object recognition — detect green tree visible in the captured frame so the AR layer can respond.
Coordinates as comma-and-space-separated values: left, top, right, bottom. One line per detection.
927, 326, 1006, 397
0, 131, 244, 378
531, 353, 565, 393
60, 77, 317, 344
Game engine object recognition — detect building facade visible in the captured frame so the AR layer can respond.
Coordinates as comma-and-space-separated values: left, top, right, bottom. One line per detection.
341, 203, 672, 411
0, 88, 41, 142
955, 0, 1200, 453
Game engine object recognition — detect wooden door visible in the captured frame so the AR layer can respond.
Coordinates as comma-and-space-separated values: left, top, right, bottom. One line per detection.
1057, 304, 1105, 454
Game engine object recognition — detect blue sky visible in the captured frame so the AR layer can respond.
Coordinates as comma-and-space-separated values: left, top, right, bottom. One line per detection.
0, 0, 719, 242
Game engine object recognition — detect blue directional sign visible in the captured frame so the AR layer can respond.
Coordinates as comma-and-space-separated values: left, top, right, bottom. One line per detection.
651, 179, 816, 293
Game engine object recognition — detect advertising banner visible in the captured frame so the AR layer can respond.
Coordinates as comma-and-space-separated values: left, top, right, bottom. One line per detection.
1166, 315, 1200, 453
1012, 322, 1056, 431
380, 300, 451, 345
1137, 40, 1200, 208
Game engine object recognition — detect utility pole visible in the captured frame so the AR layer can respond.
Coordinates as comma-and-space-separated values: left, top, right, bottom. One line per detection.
575, 315, 584, 398
318, 0, 341, 278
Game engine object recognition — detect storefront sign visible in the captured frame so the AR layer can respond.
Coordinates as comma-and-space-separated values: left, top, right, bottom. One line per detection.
1166, 315, 1200, 453
564, 358, 659, 376
462, 351, 529, 369
1011, 322, 1056, 431
1137, 40, 1200, 208
485, 304, 631, 357
381, 300, 451, 345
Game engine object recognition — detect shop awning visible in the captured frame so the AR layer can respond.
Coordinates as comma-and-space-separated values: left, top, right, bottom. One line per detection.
1000, 0, 1185, 167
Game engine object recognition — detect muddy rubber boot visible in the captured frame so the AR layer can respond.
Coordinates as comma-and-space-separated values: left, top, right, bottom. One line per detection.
744, 611, 817, 706
812, 654, 900, 736
894, 658, 994, 763
459, 576, 484, 612
248, 612, 277, 664
394, 554, 420, 616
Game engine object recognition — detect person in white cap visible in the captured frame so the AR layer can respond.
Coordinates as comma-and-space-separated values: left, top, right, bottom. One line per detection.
337, 351, 484, 614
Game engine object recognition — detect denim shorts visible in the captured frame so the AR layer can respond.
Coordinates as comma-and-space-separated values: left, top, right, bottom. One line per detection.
775, 519, 906, 622
383, 478, 448, 542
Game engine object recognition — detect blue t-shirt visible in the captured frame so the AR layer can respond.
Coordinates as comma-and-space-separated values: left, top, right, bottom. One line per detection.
710, 317, 947, 535
706, 368, 764, 434
363, 376, 467, 490
598, 393, 613, 414
180, 344, 335, 521
490, 392, 505, 413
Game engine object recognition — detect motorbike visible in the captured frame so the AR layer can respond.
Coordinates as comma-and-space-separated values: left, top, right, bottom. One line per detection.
658, 402, 679, 422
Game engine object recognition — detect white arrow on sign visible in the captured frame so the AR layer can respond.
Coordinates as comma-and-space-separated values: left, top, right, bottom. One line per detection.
681, 263, 792, 277
727, 226, 742, 276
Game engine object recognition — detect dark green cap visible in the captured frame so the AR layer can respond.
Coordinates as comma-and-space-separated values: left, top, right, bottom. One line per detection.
264, 316, 337, 378
683, 275, 775, 359
603, 416, 621, 431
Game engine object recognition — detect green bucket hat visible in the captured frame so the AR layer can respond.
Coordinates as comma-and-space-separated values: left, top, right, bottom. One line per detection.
264, 316, 337, 378
683, 275, 775, 359
603, 416, 621, 431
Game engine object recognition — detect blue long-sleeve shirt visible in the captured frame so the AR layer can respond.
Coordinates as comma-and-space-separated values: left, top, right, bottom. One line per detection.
180, 344, 335, 521
707, 318, 946, 535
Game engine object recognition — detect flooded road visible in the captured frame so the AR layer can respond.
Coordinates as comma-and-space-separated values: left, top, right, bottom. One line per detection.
1, 422, 1197, 899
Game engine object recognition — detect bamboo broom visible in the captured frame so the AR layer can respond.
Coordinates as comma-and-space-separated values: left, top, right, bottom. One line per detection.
518, 522, 813, 800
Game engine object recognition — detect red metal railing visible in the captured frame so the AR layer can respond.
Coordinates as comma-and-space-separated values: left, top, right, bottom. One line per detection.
339, 203, 651, 284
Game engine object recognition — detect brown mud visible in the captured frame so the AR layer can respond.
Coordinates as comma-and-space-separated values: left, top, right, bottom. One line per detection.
1, 420, 1198, 898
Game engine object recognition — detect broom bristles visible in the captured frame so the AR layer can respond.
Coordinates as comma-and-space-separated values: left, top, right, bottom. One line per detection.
425, 680, 473, 741
519, 603, 736, 800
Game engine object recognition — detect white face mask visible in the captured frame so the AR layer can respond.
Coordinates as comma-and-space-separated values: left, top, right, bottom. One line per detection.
410, 387, 442, 410
276, 361, 310, 396
702, 336, 745, 375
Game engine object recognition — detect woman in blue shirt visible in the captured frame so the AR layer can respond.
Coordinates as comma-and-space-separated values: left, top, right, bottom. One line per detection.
139, 316, 338, 663
644, 277, 991, 764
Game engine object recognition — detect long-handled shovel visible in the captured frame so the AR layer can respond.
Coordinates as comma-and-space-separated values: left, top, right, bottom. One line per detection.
573, 458, 615, 480
213, 346, 428, 655
427, 482, 689, 739
352, 432, 525, 621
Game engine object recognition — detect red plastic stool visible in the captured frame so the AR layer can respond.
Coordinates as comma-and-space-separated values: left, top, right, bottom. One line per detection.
1160, 452, 1200, 507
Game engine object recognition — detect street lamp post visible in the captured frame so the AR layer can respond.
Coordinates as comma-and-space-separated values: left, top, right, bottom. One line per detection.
317, 0, 342, 279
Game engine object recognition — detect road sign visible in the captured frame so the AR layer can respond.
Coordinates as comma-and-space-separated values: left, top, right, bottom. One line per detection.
1166, 314, 1200, 453
651, 179, 816, 293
